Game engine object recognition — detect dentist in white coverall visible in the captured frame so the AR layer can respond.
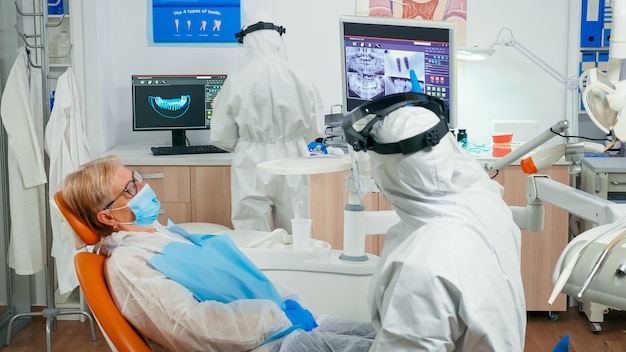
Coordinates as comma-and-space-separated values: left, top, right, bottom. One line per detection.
364, 106, 526, 351
211, 12, 324, 233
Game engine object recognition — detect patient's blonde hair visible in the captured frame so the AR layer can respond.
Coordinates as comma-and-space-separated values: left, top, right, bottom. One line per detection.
61, 155, 122, 237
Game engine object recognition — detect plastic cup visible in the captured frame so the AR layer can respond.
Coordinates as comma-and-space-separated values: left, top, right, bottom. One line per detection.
291, 218, 312, 251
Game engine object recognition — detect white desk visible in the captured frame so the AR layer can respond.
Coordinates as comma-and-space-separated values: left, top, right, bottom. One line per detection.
103, 145, 233, 166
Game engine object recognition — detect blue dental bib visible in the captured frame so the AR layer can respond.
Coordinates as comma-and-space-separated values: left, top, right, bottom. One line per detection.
148, 222, 317, 338
148, 222, 284, 307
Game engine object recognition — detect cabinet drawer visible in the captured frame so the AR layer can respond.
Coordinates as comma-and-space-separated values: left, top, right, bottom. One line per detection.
129, 165, 191, 203
190, 166, 232, 228
607, 173, 626, 192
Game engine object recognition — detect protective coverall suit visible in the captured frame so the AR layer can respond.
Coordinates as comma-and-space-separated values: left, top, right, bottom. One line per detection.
101, 222, 375, 351
211, 13, 324, 233
365, 106, 526, 351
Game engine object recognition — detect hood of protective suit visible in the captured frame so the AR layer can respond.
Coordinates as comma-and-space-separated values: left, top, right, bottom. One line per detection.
242, 12, 283, 60
368, 106, 505, 228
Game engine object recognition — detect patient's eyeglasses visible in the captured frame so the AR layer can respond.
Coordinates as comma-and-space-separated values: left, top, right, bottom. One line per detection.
103, 170, 143, 210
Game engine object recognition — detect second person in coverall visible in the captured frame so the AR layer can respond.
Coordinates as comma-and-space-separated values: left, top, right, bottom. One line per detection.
211, 12, 324, 233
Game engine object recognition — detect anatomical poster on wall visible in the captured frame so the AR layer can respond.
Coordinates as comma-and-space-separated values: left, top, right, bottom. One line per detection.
151, 0, 241, 44
369, 0, 467, 46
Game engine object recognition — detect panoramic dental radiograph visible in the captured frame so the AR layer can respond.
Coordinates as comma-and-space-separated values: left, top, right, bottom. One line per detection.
346, 47, 385, 100
148, 95, 191, 119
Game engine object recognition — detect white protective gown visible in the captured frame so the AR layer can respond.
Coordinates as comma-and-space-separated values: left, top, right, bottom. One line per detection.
365, 107, 526, 351
101, 225, 291, 352
101, 224, 375, 352
0, 47, 47, 275
45, 67, 92, 294
211, 13, 324, 233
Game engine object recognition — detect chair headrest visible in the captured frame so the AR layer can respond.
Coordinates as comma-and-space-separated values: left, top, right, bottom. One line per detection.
53, 191, 101, 246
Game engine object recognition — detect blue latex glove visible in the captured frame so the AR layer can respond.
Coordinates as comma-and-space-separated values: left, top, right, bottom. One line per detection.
282, 299, 317, 331
409, 69, 422, 93
308, 142, 328, 155
552, 335, 569, 352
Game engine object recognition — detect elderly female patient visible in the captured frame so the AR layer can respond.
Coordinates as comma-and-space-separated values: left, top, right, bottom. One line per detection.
61, 155, 374, 352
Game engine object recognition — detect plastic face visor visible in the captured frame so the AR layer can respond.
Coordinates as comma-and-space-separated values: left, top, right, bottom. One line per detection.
341, 92, 450, 155
234, 21, 286, 43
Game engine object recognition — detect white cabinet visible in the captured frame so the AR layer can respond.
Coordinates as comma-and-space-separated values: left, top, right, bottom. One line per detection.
580, 158, 626, 232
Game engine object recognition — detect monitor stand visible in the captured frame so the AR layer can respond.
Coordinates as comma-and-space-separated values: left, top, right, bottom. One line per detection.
171, 130, 187, 147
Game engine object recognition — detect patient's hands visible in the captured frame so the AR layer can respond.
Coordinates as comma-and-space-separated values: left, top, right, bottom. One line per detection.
282, 299, 317, 331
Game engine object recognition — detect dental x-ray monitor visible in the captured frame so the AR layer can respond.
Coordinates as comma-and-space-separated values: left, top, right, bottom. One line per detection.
131, 74, 227, 147
339, 15, 457, 129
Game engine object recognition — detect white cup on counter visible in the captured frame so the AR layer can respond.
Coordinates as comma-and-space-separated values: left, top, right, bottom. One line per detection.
291, 218, 312, 251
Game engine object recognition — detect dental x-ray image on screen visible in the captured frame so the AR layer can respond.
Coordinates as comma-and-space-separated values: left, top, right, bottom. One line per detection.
345, 47, 425, 100
134, 83, 206, 129
339, 15, 456, 128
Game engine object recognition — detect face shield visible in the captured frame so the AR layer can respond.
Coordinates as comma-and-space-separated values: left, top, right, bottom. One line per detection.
341, 92, 450, 155
341, 92, 450, 201
234, 21, 286, 43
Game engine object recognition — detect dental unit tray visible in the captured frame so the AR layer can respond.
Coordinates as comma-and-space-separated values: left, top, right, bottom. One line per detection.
215, 230, 377, 276
257, 156, 352, 175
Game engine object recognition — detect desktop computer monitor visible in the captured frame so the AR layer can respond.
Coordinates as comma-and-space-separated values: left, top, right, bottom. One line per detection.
131, 74, 227, 147
339, 16, 457, 128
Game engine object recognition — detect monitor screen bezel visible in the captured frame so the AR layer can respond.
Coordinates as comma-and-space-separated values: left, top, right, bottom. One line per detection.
339, 15, 457, 129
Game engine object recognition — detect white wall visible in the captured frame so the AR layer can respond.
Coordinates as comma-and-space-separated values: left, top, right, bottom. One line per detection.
77, 0, 577, 156
459, 0, 578, 145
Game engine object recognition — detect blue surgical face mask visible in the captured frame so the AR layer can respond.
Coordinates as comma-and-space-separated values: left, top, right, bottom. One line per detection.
113, 184, 161, 226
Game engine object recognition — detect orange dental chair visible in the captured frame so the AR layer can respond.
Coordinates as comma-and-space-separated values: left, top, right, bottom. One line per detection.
52, 191, 151, 352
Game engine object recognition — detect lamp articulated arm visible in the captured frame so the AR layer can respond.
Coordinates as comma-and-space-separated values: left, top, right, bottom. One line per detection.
483, 120, 570, 172
511, 174, 625, 232
501, 34, 579, 91
458, 28, 578, 90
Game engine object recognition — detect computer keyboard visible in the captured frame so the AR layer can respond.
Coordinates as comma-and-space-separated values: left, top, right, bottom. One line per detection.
151, 144, 229, 155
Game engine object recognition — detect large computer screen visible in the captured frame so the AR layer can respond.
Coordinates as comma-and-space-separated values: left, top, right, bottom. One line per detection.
339, 16, 456, 128
131, 74, 227, 146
